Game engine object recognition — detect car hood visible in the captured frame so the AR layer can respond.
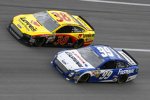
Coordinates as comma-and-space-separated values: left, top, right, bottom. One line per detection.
56, 50, 95, 71
13, 14, 52, 36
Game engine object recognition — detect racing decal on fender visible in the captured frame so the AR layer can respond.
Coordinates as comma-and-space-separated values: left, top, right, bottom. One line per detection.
92, 70, 100, 78
118, 69, 134, 75
20, 17, 37, 31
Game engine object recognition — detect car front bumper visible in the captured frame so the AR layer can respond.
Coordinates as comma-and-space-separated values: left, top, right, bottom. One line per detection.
8, 23, 24, 40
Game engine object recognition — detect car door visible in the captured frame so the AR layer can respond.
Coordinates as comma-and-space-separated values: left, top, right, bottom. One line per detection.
53, 26, 73, 46
54, 25, 85, 46
98, 61, 118, 82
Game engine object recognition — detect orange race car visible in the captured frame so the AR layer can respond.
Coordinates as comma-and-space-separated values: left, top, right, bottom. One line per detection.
8, 10, 95, 48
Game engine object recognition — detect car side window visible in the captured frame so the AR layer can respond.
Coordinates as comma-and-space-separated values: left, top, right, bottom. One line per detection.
116, 61, 128, 68
56, 26, 73, 33
102, 61, 117, 69
72, 26, 84, 33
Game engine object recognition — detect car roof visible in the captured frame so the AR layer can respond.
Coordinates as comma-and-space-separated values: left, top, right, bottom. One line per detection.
90, 45, 126, 62
47, 10, 80, 26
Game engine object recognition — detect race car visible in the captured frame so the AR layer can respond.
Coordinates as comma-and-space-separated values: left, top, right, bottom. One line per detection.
8, 10, 95, 48
52, 45, 139, 83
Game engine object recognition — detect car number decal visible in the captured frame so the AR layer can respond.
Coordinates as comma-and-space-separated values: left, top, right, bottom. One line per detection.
99, 70, 113, 80
97, 47, 114, 57
54, 36, 69, 45
52, 12, 71, 22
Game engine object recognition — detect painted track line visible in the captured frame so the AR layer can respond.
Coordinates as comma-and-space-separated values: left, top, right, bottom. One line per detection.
81, 0, 150, 7
117, 48, 150, 52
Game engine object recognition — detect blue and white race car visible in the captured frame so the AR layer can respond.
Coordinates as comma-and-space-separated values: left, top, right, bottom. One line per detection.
52, 45, 139, 83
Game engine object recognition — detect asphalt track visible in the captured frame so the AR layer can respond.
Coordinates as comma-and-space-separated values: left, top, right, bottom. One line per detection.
0, 0, 150, 100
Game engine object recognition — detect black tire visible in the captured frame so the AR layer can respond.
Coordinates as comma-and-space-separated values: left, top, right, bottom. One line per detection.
78, 74, 90, 83
34, 37, 46, 47
73, 39, 84, 48
117, 74, 128, 84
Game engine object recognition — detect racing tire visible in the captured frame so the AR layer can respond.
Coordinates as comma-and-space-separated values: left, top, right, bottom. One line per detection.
34, 37, 46, 47
73, 39, 84, 48
78, 74, 90, 83
117, 74, 128, 84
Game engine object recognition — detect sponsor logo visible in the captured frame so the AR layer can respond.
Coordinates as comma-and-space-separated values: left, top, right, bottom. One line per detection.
83, 34, 93, 38
17, 24, 22, 29
62, 59, 67, 65
31, 20, 40, 27
65, 52, 83, 67
20, 17, 37, 31
118, 69, 134, 75
78, 34, 83, 38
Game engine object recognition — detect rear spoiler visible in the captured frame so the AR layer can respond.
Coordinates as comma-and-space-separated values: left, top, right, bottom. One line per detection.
72, 15, 94, 31
115, 48, 138, 66
78, 16, 95, 31
122, 49, 139, 65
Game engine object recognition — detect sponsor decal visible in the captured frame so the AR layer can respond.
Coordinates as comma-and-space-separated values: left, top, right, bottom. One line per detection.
65, 52, 83, 67
62, 59, 67, 65
20, 17, 37, 31
78, 34, 83, 38
17, 24, 22, 29
118, 69, 134, 75
72, 51, 85, 64
83, 34, 93, 38
92, 70, 100, 78
31, 20, 40, 27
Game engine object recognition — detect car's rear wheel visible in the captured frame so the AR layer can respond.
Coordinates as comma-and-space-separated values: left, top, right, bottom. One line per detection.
117, 74, 128, 84
73, 39, 84, 48
34, 37, 46, 47
78, 74, 90, 83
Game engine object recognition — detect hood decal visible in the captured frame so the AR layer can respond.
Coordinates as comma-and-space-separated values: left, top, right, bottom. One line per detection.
30, 20, 40, 27
20, 17, 37, 31
57, 50, 94, 70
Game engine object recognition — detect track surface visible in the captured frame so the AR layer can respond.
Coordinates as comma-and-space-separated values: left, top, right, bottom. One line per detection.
0, 0, 150, 100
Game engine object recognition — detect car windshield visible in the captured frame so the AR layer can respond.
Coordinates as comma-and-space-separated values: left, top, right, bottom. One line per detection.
34, 11, 59, 31
77, 47, 104, 67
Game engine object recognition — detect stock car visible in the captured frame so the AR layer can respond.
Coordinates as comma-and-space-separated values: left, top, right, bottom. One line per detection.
52, 45, 139, 83
8, 10, 95, 48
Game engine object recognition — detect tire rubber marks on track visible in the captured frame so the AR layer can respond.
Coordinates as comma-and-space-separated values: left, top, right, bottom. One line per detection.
81, 0, 150, 7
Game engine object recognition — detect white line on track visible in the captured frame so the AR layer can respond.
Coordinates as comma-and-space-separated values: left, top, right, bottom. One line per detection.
81, 0, 150, 7
117, 48, 150, 52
